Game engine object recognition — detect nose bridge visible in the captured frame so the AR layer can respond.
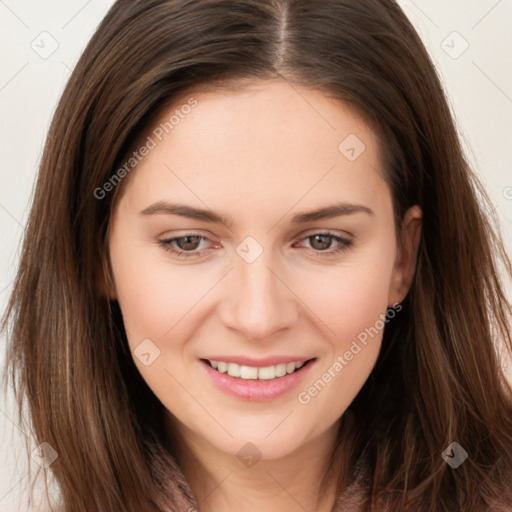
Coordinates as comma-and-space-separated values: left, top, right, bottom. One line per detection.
221, 245, 298, 339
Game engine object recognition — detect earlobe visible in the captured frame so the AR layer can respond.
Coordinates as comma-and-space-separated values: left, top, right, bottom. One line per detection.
388, 205, 422, 306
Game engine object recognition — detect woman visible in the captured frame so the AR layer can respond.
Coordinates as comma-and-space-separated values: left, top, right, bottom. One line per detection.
2, 0, 512, 511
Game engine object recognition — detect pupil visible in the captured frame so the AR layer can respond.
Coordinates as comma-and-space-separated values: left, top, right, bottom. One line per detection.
178, 236, 200, 250
311, 234, 331, 250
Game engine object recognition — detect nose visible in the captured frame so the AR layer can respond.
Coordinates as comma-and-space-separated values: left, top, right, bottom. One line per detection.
218, 254, 300, 341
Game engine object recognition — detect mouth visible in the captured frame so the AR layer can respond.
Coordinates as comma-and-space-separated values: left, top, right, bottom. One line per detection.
199, 356, 317, 401
199, 354, 319, 402
201, 358, 316, 380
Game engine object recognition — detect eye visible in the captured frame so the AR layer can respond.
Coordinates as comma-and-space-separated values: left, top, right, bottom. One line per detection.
158, 231, 353, 259
158, 234, 209, 259
294, 232, 353, 257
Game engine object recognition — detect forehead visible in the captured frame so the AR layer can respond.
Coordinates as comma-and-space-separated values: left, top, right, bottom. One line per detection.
117, 79, 389, 217
158, 78, 378, 160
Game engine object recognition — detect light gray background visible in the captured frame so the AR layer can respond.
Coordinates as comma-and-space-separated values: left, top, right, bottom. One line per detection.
1, 1, 511, 510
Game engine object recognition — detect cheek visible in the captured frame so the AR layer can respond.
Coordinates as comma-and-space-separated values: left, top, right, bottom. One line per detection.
292, 253, 394, 344
108, 243, 210, 412
291, 253, 393, 420
109, 240, 212, 341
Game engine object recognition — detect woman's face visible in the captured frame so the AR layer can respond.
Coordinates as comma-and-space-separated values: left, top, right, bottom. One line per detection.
107, 79, 420, 462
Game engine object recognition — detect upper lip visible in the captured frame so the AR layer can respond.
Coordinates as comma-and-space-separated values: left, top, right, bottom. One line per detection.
201, 356, 316, 367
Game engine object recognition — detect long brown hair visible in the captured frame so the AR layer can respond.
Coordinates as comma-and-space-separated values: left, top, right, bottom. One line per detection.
2, 0, 512, 510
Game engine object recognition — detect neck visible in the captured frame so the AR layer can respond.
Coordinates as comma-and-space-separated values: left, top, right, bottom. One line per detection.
169, 419, 344, 512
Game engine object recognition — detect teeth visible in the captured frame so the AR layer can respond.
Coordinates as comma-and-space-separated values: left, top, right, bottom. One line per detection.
286, 362, 296, 374
275, 363, 287, 377
240, 365, 258, 379
227, 363, 240, 378
208, 360, 308, 380
258, 366, 276, 380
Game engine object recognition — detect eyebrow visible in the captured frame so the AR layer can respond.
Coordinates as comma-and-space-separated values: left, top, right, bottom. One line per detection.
139, 200, 375, 227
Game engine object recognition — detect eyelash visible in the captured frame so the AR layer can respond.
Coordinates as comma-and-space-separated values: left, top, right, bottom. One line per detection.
158, 231, 353, 259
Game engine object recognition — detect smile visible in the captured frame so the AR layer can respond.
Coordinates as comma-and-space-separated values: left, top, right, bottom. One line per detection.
206, 359, 310, 380
200, 357, 317, 401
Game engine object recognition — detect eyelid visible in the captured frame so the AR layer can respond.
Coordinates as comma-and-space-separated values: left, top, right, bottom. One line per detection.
158, 228, 353, 243
298, 227, 354, 239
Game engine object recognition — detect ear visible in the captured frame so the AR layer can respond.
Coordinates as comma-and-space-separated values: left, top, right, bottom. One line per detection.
387, 205, 422, 306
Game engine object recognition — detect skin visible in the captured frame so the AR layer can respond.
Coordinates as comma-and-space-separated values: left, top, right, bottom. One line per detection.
107, 78, 422, 512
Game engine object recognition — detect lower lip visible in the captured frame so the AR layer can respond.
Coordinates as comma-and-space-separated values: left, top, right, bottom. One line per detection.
200, 359, 316, 401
